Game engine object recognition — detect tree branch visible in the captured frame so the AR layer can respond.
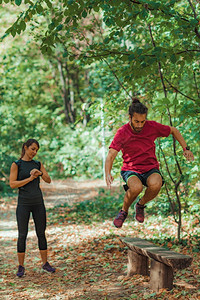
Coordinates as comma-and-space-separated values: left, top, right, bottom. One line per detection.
187, 0, 200, 39
193, 71, 200, 98
164, 77, 197, 102
148, 23, 167, 97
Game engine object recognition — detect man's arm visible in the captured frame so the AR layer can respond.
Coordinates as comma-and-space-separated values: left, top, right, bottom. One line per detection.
170, 127, 194, 161
105, 148, 118, 188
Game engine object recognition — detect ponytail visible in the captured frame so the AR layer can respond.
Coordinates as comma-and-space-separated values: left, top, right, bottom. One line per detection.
129, 98, 148, 117
20, 139, 40, 159
20, 143, 26, 159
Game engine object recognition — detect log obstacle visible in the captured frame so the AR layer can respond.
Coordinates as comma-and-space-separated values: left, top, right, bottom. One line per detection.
120, 237, 192, 291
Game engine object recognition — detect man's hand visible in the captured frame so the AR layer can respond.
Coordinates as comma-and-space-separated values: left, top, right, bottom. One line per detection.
183, 150, 194, 162
106, 173, 114, 189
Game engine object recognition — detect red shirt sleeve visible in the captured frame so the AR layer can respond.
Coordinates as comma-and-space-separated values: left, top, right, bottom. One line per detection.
154, 121, 171, 137
109, 127, 124, 152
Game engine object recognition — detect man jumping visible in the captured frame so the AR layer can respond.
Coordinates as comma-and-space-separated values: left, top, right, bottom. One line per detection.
105, 98, 194, 228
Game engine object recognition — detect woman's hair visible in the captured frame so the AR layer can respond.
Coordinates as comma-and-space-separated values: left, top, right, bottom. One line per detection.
20, 139, 40, 159
129, 98, 148, 117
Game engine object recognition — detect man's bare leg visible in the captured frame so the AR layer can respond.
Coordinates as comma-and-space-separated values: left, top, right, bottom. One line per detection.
139, 173, 162, 205
113, 176, 143, 228
122, 176, 143, 212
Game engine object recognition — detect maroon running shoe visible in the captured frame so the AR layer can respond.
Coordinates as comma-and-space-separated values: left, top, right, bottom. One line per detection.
42, 262, 56, 273
17, 265, 25, 277
113, 210, 128, 228
135, 202, 146, 223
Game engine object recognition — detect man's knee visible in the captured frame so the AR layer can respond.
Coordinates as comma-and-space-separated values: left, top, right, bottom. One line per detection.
147, 173, 162, 190
128, 183, 143, 195
127, 176, 143, 194
148, 180, 162, 191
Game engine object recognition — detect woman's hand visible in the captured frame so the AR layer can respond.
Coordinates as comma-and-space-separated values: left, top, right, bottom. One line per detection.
30, 169, 42, 177
29, 174, 38, 181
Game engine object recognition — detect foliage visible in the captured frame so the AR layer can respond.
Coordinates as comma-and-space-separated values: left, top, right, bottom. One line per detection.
0, 1, 199, 239
48, 187, 124, 224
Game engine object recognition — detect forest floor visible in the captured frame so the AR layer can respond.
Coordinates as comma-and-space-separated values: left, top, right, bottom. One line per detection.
0, 179, 200, 300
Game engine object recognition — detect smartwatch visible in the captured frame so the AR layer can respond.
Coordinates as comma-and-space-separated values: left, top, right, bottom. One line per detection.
183, 146, 190, 151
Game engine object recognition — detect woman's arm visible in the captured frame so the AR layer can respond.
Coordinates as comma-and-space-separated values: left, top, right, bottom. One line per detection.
9, 163, 37, 189
39, 162, 51, 184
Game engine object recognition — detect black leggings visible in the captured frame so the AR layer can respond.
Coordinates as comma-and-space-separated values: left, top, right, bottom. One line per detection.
16, 204, 47, 253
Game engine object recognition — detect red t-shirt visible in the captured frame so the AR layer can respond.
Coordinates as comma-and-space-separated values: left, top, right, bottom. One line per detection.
109, 121, 171, 173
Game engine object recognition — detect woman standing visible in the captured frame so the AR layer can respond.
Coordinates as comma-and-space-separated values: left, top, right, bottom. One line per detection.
9, 139, 55, 277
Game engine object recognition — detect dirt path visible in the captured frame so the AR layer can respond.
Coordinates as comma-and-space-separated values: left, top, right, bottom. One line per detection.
0, 179, 199, 300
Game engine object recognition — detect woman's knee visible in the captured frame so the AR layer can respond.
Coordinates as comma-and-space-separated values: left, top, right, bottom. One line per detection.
18, 232, 28, 240
37, 233, 47, 250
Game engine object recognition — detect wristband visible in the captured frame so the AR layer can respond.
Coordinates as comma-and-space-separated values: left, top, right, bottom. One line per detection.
183, 146, 190, 151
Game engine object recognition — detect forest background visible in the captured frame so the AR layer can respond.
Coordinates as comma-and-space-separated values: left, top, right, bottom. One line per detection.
1, 0, 199, 237
0, 1, 200, 298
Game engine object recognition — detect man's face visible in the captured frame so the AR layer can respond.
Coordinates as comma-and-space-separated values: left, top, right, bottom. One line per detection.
130, 112, 147, 133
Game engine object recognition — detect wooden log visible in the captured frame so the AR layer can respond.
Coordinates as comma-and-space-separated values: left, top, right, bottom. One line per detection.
120, 237, 192, 270
150, 259, 174, 291
127, 250, 149, 276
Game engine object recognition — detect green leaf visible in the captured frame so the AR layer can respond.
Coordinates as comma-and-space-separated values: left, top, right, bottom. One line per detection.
82, 10, 87, 18
20, 21, 26, 31
170, 54, 177, 64
161, 97, 170, 104
10, 28, 16, 37
103, 37, 110, 44
45, 0, 52, 9
128, 54, 135, 61
15, 0, 22, 6
36, 4, 43, 14
190, 19, 198, 26
63, 51, 68, 58
56, 24, 63, 31
93, 6, 99, 12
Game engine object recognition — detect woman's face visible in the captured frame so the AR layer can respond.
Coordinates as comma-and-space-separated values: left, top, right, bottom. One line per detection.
25, 143, 39, 159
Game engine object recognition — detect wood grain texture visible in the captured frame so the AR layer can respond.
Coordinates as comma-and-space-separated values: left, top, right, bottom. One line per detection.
127, 250, 149, 276
120, 237, 192, 270
150, 259, 174, 291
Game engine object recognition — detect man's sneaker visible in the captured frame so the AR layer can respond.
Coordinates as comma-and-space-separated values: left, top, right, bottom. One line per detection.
113, 210, 128, 228
42, 261, 56, 273
135, 201, 146, 223
17, 265, 25, 277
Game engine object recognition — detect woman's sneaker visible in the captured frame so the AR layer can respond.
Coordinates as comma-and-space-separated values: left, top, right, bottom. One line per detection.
113, 210, 128, 228
17, 265, 25, 277
42, 261, 56, 273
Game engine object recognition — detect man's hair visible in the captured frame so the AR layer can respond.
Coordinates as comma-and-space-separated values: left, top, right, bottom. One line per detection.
129, 98, 148, 117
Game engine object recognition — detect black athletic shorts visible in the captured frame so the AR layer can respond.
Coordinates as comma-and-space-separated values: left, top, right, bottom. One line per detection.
121, 168, 164, 187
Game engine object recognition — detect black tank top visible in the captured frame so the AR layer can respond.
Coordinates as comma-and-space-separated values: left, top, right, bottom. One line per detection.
14, 159, 43, 205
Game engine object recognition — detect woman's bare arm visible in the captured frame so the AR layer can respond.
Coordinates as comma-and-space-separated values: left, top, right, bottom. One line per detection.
9, 163, 37, 189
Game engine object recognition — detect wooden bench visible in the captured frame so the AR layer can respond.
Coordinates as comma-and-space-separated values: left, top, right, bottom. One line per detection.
120, 237, 193, 291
